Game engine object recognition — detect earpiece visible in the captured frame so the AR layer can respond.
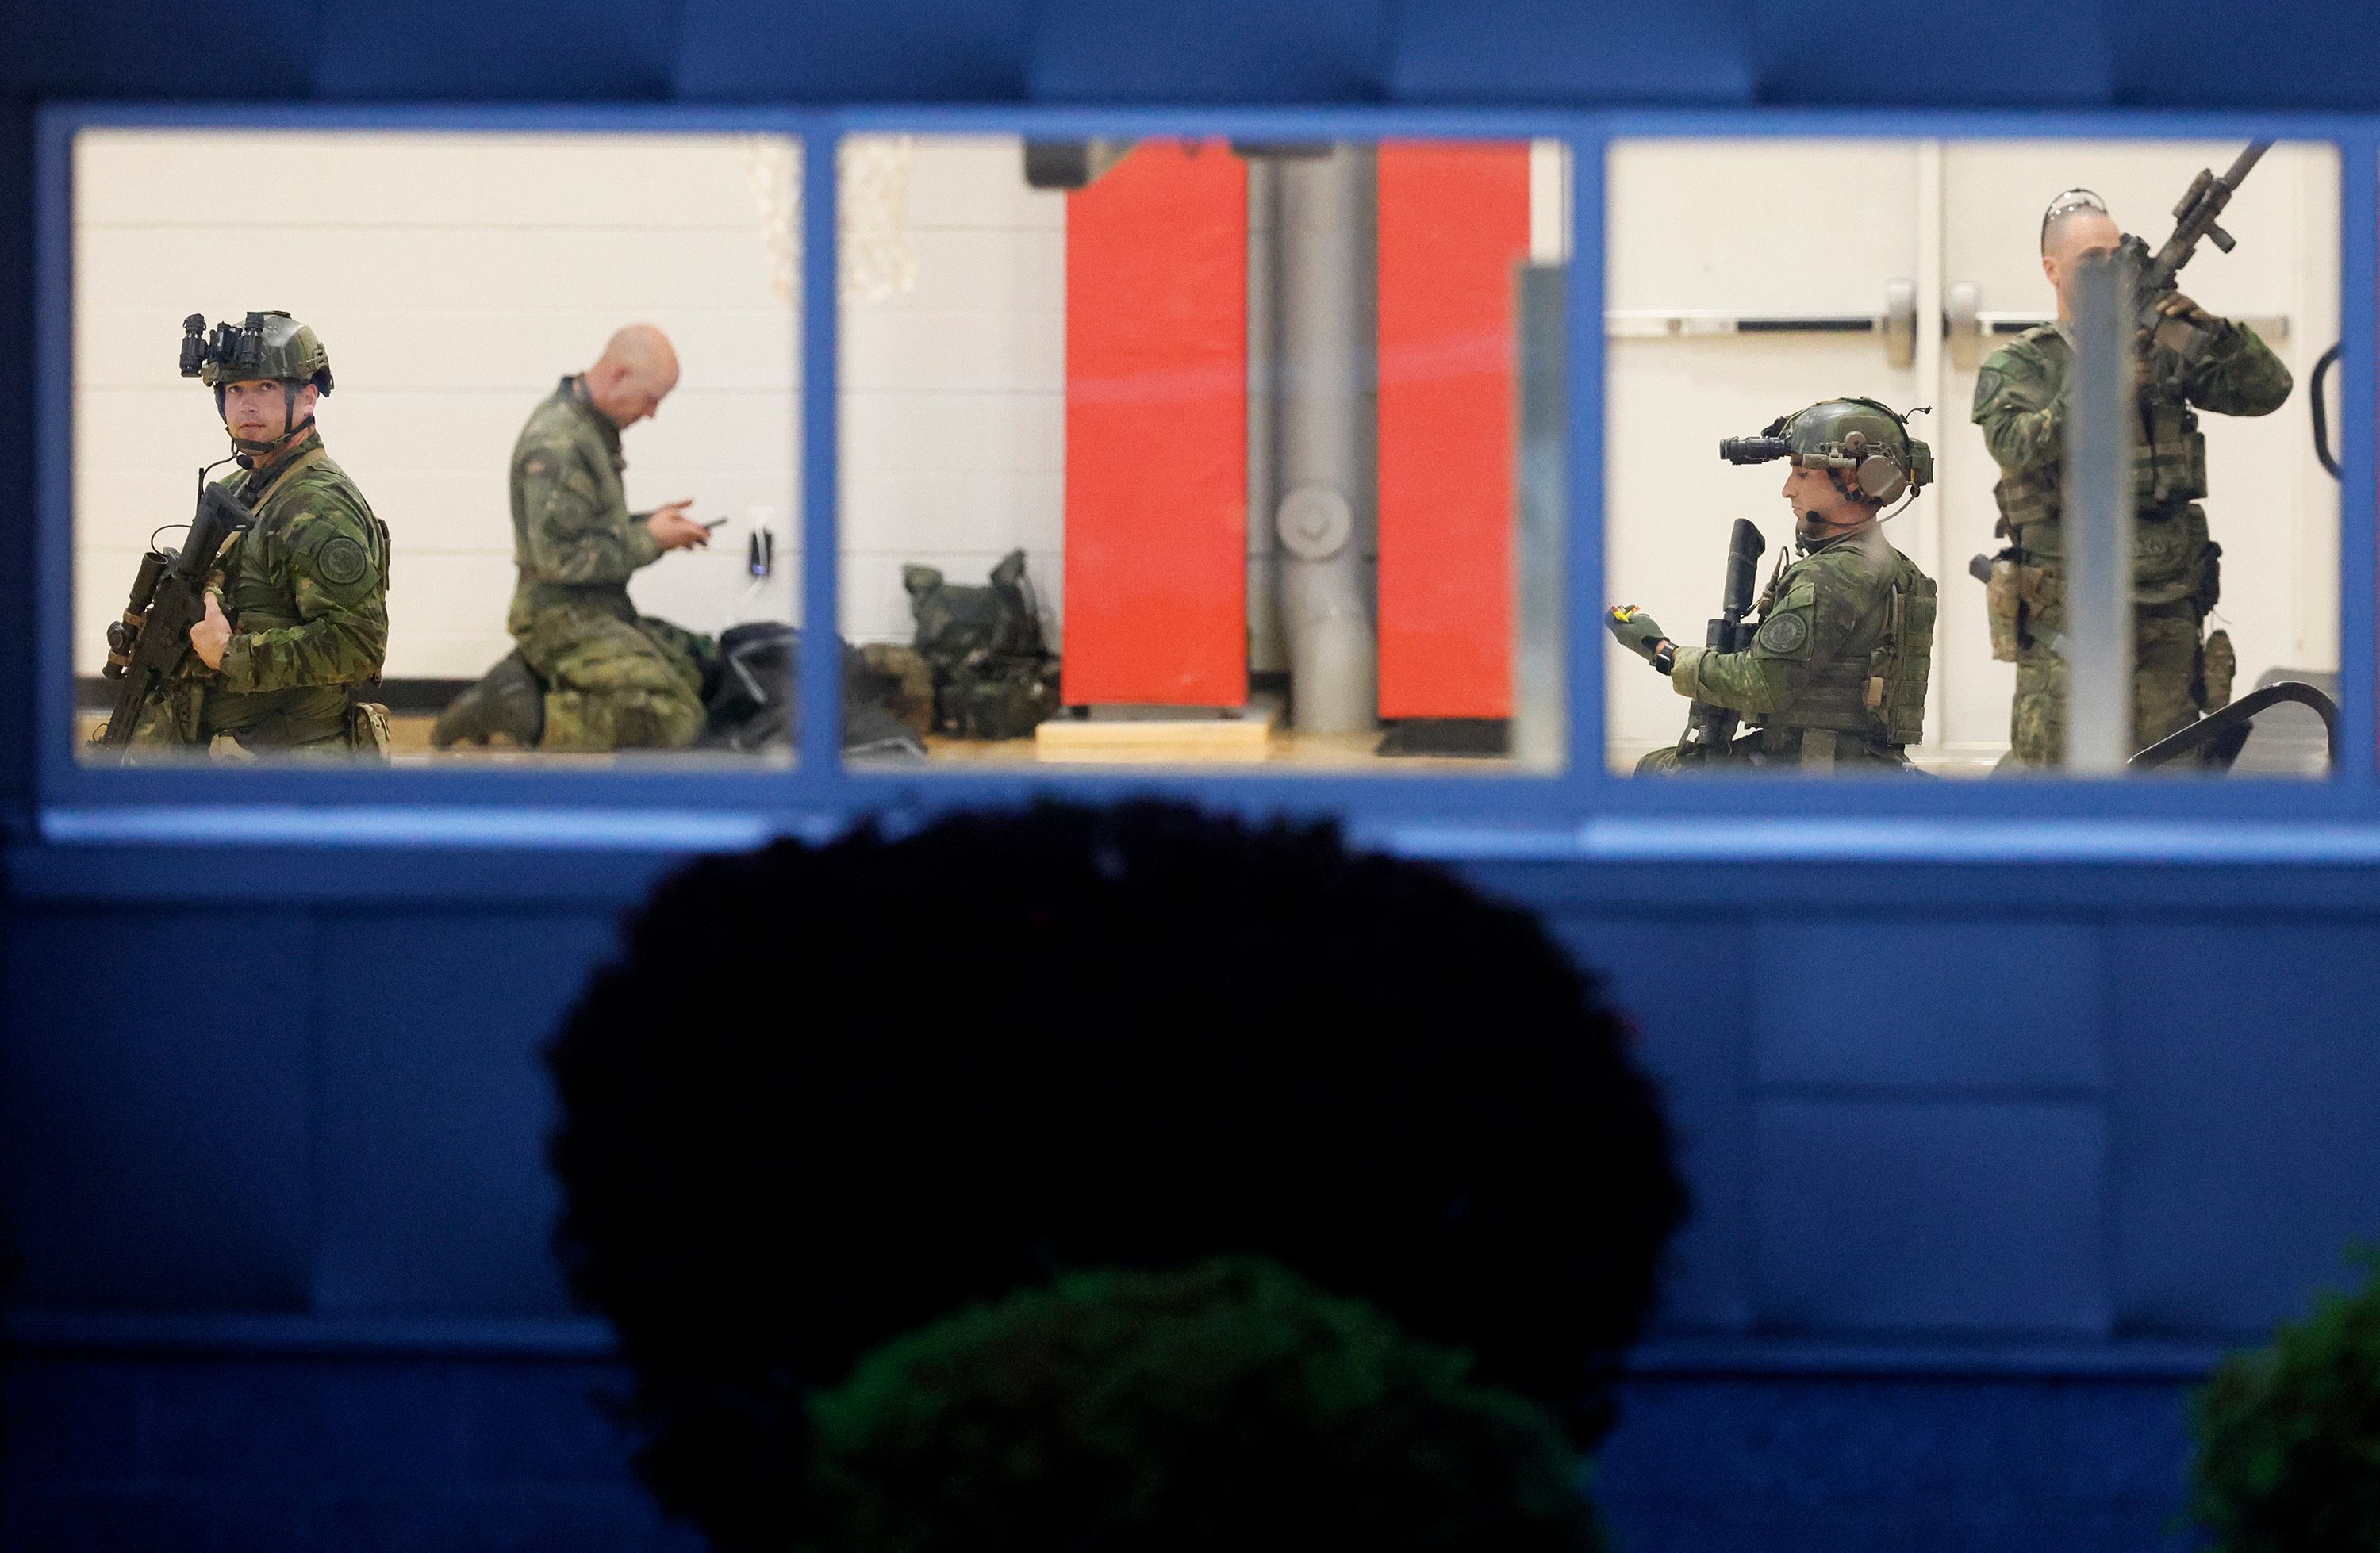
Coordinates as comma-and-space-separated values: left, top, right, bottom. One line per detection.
1855, 456, 1909, 502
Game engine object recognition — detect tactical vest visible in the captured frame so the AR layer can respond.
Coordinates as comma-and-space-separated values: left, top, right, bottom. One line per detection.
905, 550, 1061, 738
1989, 326, 2209, 574
220, 447, 393, 638
214, 443, 393, 746
1757, 546, 1937, 749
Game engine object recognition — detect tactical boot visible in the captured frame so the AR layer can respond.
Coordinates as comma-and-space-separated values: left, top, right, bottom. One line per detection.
432, 651, 546, 750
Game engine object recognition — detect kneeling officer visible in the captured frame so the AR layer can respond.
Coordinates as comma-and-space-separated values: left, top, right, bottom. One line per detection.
1609, 398, 1937, 772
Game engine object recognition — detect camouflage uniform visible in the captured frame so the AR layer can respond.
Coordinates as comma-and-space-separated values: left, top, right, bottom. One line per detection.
1972, 316, 2290, 765
508, 377, 716, 752
1653, 523, 1937, 771
129, 430, 390, 755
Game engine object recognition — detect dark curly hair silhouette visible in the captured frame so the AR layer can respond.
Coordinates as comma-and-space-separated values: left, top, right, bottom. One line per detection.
547, 801, 1685, 1551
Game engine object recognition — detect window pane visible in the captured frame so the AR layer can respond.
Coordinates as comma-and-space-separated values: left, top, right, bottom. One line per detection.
836, 133, 1568, 773
72, 129, 801, 767
1603, 136, 2340, 778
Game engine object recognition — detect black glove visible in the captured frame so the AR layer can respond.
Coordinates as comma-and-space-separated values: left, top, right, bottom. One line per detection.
2141, 289, 2221, 363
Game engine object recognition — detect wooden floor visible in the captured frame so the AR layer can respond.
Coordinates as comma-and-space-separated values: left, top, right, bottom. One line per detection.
81, 711, 2013, 774
79, 710, 1517, 771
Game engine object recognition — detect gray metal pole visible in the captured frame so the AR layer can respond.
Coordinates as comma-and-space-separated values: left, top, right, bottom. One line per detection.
1245, 157, 1286, 677
1274, 143, 1379, 735
1514, 263, 1567, 770
2062, 255, 2135, 774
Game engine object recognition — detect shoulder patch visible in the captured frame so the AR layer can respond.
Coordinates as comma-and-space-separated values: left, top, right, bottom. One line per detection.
316, 534, 370, 587
1755, 612, 1810, 655
1972, 366, 2005, 409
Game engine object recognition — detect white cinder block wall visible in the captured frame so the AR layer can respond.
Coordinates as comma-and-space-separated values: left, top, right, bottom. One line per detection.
77, 130, 1557, 681
72, 130, 802, 680
838, 135, 1069, 650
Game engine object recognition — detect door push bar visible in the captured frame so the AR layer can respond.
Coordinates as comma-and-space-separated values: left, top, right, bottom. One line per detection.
1943, 280, 2287, 369
1607, 280, 2287, 375
1605, 280, 1921, 368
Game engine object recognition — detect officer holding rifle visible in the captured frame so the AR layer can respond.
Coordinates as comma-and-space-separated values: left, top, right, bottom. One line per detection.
107, 311, 390, 760
1974, 165, 2293, 768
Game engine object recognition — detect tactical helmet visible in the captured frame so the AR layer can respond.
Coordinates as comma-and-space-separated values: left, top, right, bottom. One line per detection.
1718, 397, 1933, 504
181, 310, 335, 395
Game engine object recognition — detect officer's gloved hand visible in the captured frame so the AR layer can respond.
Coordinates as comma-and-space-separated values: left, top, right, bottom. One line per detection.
2154, 291, 2217, 330
1606, 606, 1670, 663
2141, 290, 2221, 362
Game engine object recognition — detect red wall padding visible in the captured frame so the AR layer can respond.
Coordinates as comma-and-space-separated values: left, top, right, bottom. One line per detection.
1374, 142, 1533, 720
1061, 140, 1249, 708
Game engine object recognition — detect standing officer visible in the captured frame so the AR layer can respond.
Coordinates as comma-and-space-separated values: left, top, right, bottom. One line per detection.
1974, 188, 2292, 766
433, 324, 716, 751
129, 310, 391, 758
1608, 399, 1937, 772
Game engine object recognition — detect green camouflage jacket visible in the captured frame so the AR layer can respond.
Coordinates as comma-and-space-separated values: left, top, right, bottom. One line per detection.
507, 376, 660, 635
210, 431, 390, 701
1668, 522, 1935, 747
1971, 315, 2290, 603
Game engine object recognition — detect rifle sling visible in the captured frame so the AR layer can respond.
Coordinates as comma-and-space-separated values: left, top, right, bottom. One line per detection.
240, 444, 327, 517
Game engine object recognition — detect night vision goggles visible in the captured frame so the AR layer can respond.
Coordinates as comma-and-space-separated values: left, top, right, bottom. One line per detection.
178, 310, 334, 394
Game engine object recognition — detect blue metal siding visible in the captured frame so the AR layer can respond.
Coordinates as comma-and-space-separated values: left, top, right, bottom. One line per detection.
309, 912, 617, 1315
2, 909, 317, 1310
1754, 1098, 2113, 1334
7, 859, 2377, 1345
1552, 913, 1760, 1332
2109, 921, 2380, 1332
1755, 919, 2110, 1094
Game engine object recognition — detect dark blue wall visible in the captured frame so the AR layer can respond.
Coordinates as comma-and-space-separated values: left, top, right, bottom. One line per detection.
7, 846, 2379, 1548
2, 1352, 2208, 1553
14, 850, 2380, 1343
13, 0, 2380, 107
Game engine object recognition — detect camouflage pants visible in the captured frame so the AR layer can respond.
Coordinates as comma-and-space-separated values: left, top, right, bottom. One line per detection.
516, 604, 717, 753
2006, 605, 2202, 767
1636, 727, 1913, 773
125, 678, 374, 760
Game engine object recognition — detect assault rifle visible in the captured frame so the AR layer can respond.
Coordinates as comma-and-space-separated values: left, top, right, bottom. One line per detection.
2121, 139, 2270, 366
1675, 517, 1767, 762
97, 483, 255, 753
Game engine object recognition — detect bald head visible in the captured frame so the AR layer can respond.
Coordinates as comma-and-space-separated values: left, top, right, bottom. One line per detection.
2042, 207, 2121, 323
585, 324, 680, 428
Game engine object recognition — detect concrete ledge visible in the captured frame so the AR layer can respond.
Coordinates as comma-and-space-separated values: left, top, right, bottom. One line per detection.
4, 1313, 619, 1359
4, 1312, 2235, 1380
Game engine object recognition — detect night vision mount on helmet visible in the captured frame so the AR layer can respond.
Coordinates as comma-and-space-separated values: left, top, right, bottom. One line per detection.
181, 310, 335, 455
1718, 397, 1934, 505
180, 311, 334, 393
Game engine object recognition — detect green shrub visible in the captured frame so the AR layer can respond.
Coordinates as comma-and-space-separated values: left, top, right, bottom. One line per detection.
2190, 1250, 2380, 1551
801, 1258, 1604, 1553
549, 801, 1683, 1550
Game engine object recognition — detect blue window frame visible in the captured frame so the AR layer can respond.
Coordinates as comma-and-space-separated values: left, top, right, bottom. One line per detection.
31, 103, 2380, 864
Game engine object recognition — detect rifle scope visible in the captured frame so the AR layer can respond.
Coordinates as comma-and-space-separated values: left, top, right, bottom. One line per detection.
1718, 435, 1793, 465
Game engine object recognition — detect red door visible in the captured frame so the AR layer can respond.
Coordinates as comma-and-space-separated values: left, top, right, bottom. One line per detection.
1061, 140, 1250, 708
1375, 142, 1532, 720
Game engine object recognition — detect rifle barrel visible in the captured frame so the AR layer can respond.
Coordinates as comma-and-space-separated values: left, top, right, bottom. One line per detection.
2226, 140, 2272, 185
